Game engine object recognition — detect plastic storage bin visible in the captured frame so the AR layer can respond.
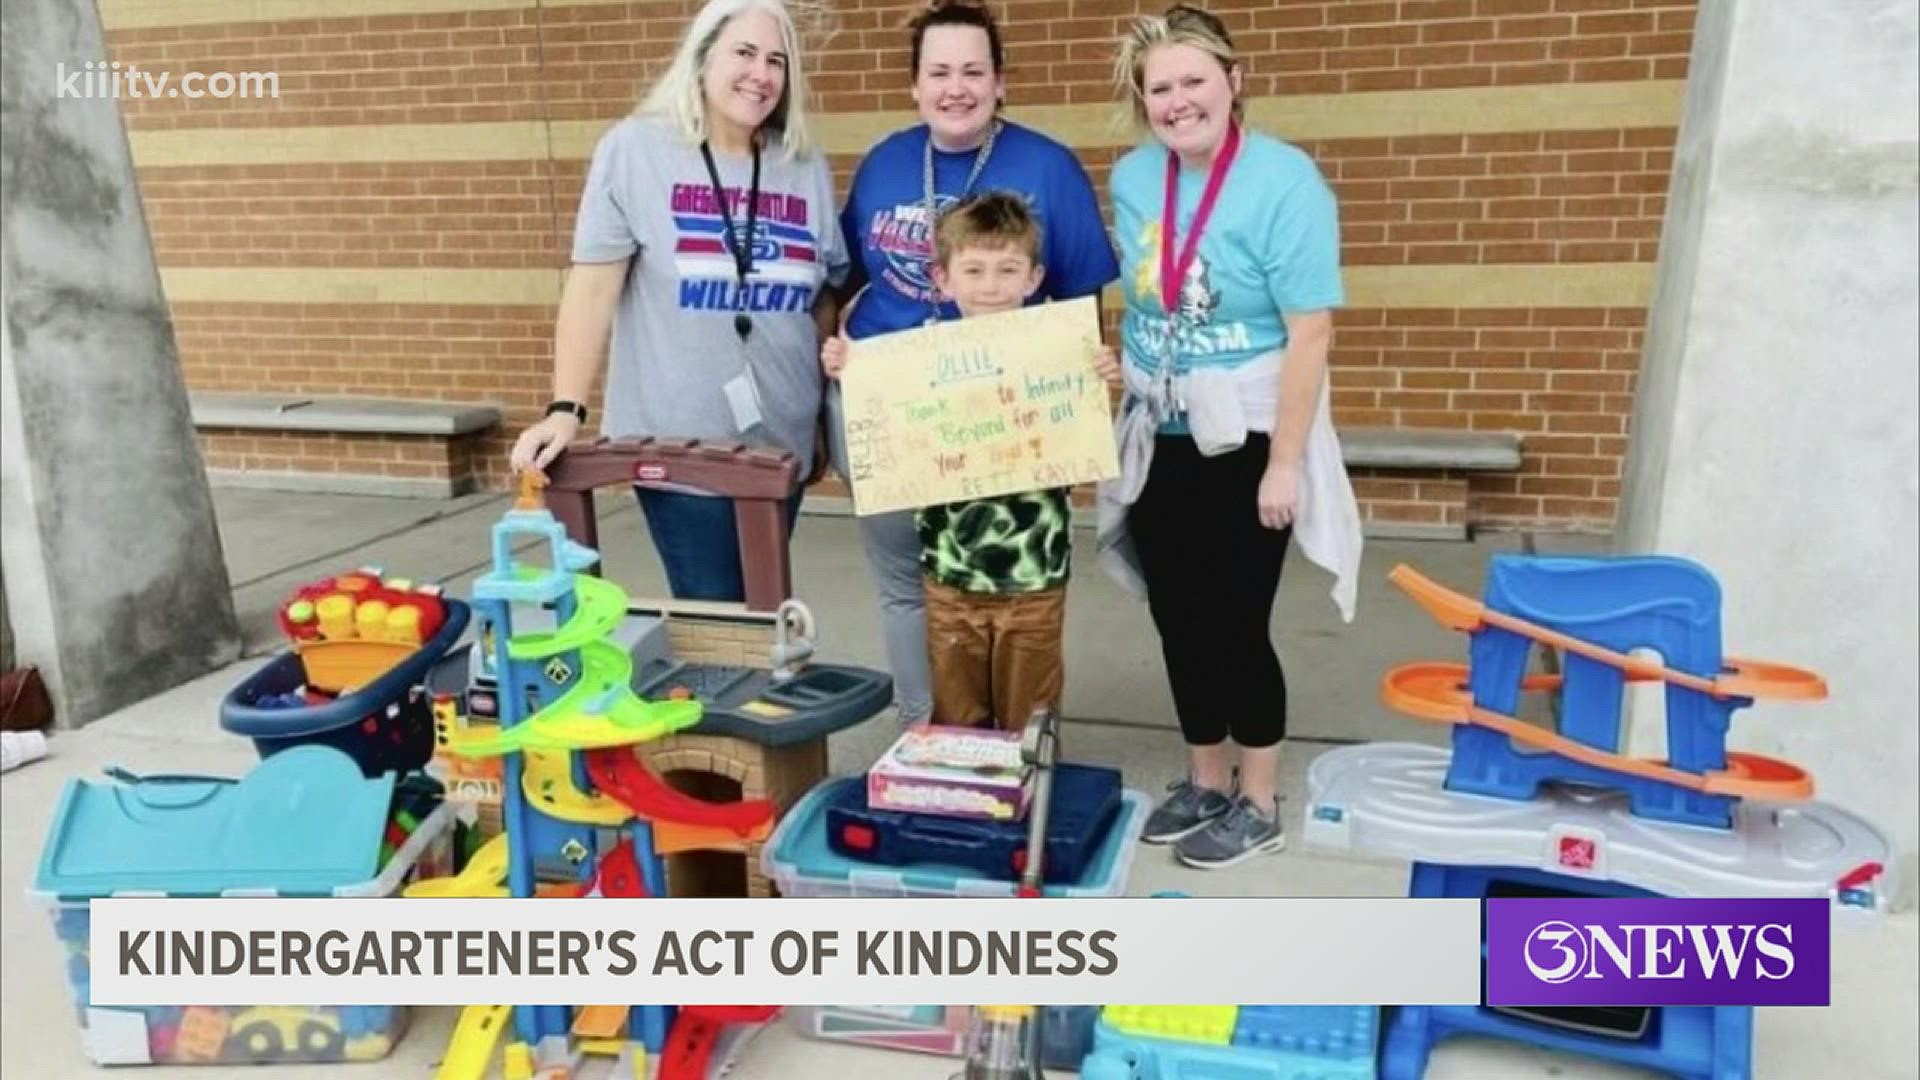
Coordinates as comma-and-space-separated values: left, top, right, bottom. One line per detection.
34, 798, 454, 1066
762, 776, 1147, 899
786, 1005, 1098, 1069
767, 777, 1142, 1066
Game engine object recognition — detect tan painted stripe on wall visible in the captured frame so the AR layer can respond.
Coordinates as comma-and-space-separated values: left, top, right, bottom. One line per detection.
102, 0, 546, 29
126, 80, 1683, 167
1247, 81, 1682, 141
160, 263, 1652, 310
161, 266, 563, 306
124, 122, 554, 167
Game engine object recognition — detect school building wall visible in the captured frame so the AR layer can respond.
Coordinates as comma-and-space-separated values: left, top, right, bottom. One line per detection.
101, 0, 1697, 533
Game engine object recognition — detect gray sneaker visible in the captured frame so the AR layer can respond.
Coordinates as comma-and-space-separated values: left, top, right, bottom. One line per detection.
1175, 795, 1286, 868
1140, 779, 1233, 845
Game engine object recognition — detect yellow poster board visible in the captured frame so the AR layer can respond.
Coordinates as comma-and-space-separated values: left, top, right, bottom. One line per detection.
839, 296, 1120, 516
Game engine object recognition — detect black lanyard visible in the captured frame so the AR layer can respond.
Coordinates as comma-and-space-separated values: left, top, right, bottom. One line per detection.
699, 141, 761, 342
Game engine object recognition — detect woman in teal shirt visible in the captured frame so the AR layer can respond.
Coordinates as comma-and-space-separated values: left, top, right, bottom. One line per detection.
1100, 5, 1362, 869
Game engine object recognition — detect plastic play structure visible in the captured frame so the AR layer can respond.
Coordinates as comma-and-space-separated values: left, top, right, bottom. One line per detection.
541, 435, 799, 612
447, 439, 892, 903
406, 476, 782, 1079
1306, 554, 1898, 1080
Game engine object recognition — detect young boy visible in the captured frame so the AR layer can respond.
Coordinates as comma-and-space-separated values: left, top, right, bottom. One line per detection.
823, 192, 1121, 732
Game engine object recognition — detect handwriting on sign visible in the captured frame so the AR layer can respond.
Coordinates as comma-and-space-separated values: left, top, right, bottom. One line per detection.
838, 296, 1120, 516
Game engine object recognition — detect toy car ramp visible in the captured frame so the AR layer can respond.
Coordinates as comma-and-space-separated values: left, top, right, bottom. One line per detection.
1389, 564, 1827, 701
1381, 662, 1815, 802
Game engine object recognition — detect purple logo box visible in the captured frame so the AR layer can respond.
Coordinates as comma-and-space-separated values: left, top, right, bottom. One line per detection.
1486, 897, 1830, 1007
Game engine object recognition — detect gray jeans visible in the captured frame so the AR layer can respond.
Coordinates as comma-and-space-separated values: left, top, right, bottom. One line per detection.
829, 379, 934, 723
857, 508, 933, 723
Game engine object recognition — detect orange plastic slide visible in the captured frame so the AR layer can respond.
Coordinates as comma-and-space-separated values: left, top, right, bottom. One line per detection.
1382, 662, 1814, 801
1388, 564, 1827, 702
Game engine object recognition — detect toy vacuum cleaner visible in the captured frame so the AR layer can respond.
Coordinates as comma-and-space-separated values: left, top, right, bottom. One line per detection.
954, 706, 1062, 1080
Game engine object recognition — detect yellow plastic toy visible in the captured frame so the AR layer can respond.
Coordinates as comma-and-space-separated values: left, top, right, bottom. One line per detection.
503, 1040, 535, 1080
435, 1005, 512, 1080
1103, 1005, 1238, 1046
404, 833, 508, 899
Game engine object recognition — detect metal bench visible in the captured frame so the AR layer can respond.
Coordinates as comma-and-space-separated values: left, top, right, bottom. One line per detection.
189, 392, 503, 498
1339, 428, 1524, 541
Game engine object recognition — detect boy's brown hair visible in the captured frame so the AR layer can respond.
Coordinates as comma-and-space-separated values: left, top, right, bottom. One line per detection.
932, 191, 1042, 268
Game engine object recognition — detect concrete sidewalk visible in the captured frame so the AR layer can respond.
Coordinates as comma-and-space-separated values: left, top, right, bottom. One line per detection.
2, 490, 1912, 1079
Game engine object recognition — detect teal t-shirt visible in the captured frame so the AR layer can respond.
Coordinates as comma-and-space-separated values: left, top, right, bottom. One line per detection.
1111, 129, 1344, 427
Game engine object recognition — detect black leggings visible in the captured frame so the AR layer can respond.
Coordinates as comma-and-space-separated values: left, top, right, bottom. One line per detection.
1127, 434, 1293, 748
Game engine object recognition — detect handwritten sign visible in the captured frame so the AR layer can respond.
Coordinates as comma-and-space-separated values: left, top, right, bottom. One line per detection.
839, 296, 1119, 516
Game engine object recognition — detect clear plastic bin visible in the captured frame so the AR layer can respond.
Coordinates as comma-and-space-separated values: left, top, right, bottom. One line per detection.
785, 1004, 1098, 1069
36, 801, 455, 1066
762, 778, 1143, 1068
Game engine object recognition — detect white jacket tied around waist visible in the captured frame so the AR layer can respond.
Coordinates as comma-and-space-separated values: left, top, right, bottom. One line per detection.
1095, 350, 1364, 623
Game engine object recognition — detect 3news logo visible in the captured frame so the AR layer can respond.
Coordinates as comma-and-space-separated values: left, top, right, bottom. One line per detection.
1485, 898, 1831, 1006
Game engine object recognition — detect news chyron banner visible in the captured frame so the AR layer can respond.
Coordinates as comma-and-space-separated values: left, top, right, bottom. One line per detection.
87, 897, 1831, 1008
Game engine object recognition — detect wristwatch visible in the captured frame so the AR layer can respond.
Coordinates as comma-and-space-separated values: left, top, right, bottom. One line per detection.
545, 400, 588, 424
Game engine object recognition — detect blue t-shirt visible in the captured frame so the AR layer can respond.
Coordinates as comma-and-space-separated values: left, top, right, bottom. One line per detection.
1112, 128, 1343, 378
841, 121, 1119, 338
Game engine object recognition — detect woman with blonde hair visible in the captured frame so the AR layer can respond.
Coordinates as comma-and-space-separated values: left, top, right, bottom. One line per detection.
510, 0, 848, 601
1098, 5, 1363, 868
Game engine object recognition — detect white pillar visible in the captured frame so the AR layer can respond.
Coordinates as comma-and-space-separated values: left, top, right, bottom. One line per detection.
1, 0, 241, 724
1618, 0, 1919, 899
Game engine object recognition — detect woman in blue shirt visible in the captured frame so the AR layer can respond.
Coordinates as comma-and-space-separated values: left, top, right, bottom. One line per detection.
1101, 5, 1362, 869
825, 0, 1119, 725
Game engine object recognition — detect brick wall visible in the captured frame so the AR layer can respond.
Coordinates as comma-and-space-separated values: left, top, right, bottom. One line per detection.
105, 0, 1698, 530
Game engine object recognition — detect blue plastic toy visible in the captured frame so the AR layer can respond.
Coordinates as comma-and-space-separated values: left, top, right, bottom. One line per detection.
1386, 555, 1823, 828
1080, 1006, 1379, 1080
1301, 554, 1881, 1080
221, 598, 471, 778
1380, 864, 1750, 1080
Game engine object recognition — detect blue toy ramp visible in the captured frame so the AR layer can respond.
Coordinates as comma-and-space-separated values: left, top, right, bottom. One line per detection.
1474, 554, 1728, 771
34, 745, 395, 899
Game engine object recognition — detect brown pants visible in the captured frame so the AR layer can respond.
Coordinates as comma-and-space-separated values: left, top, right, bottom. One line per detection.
924, 579, 1065, 733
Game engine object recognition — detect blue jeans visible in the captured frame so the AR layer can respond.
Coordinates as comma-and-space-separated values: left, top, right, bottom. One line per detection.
634, 487, 805, 602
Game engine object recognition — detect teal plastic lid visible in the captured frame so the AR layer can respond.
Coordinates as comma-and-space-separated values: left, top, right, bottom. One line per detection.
33, 745, 394, 899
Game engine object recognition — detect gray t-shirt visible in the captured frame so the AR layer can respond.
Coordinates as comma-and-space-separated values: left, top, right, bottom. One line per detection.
572, 115, 849, 486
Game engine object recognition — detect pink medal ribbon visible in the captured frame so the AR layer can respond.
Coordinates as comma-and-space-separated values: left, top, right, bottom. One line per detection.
1160, 121, 1243, 315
